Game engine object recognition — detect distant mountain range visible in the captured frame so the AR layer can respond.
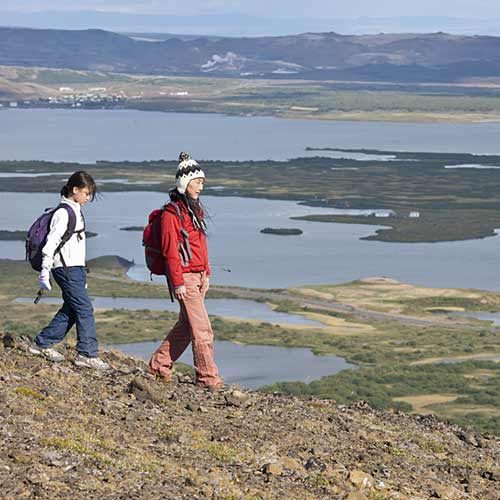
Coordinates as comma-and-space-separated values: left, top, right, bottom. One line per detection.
2, 11, 500, 37
2, 26, 500, 82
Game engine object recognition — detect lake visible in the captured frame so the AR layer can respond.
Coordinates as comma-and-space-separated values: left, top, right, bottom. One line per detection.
3, 108, 500, 162
1, 192, 500, 291
109, 340, 354, 389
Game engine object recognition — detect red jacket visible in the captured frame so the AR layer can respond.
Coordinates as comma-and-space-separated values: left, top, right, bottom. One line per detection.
160, 201, 210, 288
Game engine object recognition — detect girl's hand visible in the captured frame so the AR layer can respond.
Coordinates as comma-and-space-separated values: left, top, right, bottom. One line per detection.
175, 285, 187, 301
38, 268, 52, 291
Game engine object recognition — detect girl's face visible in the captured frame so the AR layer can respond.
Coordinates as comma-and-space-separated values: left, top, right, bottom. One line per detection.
71, 186, 92, 206
186, 177, 204, 200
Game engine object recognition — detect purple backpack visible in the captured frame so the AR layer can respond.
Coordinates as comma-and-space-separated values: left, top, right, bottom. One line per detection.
25, 204, 77, 272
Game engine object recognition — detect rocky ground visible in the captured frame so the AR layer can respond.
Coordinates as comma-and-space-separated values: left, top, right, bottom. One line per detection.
0, 333, 499, 500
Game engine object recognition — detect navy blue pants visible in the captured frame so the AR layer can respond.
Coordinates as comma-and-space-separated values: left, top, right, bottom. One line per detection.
35, 266, 98, 358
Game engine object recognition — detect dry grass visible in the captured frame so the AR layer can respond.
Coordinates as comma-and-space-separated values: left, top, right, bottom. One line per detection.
297, 312, 376, 336
292, 278, 497, 318
411, 354, 500, 365
393, 394, 459, 414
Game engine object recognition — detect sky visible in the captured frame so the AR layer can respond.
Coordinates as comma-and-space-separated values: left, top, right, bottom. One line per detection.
2, 1, 500, 36
3, 0, 500, 18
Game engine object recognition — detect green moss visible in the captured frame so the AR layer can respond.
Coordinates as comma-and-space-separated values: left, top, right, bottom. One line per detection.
13, 386, 45, 400
40, 436, 114, 466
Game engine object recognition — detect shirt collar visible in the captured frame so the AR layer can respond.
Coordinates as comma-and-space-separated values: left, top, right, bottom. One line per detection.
61, 196, 81, 211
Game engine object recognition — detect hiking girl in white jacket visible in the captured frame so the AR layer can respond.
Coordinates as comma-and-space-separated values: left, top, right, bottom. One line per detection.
29, 171, 109, 370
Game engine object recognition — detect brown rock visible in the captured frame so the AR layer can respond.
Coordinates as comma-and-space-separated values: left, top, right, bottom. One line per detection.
347, 491, 369, 500
431, 483, 463, 499
186, 402, 201, 412
349, 470, 374, 489
262, 462, 283, 475
282, 457, 302, 472
481, 467, 500, 481
224, 390, 249, 407
127, 377, 163, 404
2, 333, 16, 349
25, 466, 50, 485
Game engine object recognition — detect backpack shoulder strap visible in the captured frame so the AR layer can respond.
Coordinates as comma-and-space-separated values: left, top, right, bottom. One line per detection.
164, 201, 185, 226
56, 204, 77, 239
53, 204, 77, 256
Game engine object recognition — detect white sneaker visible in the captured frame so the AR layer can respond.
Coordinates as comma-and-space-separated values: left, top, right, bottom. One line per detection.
74, 354, 110, 370
29, 345, 64, 363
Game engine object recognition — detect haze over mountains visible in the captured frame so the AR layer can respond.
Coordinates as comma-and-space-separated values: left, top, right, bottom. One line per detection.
2, 26, 500, 83
2, 11, 500, 36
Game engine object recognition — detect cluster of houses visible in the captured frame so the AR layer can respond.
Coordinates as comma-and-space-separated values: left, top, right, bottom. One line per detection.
368, 210, 420, 218
2, 87, 128, 110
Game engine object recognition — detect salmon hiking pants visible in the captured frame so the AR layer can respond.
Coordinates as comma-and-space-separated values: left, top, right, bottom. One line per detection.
149, 272, 222, 388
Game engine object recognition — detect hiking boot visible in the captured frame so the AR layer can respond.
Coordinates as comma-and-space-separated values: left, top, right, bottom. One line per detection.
197, 382, 226, 393
29, 345, 64, 363
74, 354, 110, 370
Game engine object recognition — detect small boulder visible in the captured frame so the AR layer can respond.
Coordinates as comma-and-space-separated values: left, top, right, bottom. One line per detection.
262, 462, 283, 476
304, 456, 326, 472
349, 470, 374, 489
128, 377, 163, 404
431, 483, 462, 499
2, 333, 16, 349
224, 390, 249, 407
186, 402, 201, 412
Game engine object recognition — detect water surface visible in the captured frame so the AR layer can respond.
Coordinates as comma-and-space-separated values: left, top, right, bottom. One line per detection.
3, 109, 500, 162
111, 340, 353, 389
1, 192, 500, 290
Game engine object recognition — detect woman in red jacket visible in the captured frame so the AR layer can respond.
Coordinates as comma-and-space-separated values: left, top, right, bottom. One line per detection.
149, 152, 223, 390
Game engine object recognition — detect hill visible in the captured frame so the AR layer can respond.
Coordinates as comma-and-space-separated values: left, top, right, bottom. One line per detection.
1, 333, 499, 499
2, 27, 500, 82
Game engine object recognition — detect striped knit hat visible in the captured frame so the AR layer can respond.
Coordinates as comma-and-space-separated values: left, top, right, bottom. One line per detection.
176, 152, 205, 195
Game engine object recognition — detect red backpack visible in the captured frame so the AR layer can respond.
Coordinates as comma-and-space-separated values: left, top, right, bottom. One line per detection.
143, 207, 166, 276
143, 202, 186, 301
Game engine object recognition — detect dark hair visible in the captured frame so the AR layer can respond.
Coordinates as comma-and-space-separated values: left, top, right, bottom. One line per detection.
169, 188, 208, 233
61, 171, 97, 201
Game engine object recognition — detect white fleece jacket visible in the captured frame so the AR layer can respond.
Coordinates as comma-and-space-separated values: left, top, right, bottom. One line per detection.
41, 197, 86, 270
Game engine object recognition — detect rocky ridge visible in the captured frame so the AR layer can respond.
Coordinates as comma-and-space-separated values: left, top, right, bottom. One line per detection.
0, 333, 499, 499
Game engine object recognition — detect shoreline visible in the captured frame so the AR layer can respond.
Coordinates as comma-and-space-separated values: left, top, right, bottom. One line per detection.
7, 104, 500, 124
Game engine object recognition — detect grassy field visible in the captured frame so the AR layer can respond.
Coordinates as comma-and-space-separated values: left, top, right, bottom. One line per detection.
5, 65, 500, 122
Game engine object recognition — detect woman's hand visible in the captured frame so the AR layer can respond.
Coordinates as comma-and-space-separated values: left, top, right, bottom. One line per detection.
201, 277, 210, 295
175, 285, 187, 301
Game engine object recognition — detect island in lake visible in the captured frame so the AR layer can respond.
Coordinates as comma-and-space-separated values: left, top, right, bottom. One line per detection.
260, 227, 303, 236
120, 226, 145, 232
0, 230, 97, 240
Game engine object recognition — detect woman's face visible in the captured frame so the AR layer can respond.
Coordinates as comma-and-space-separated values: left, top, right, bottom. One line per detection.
186, 177, 204, 200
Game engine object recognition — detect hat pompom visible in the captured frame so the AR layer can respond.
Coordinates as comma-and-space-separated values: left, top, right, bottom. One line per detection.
178, 151, 191, 163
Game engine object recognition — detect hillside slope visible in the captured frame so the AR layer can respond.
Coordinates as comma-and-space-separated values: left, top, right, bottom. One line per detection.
2, 27, 500, 82
0, 333, 499, 499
